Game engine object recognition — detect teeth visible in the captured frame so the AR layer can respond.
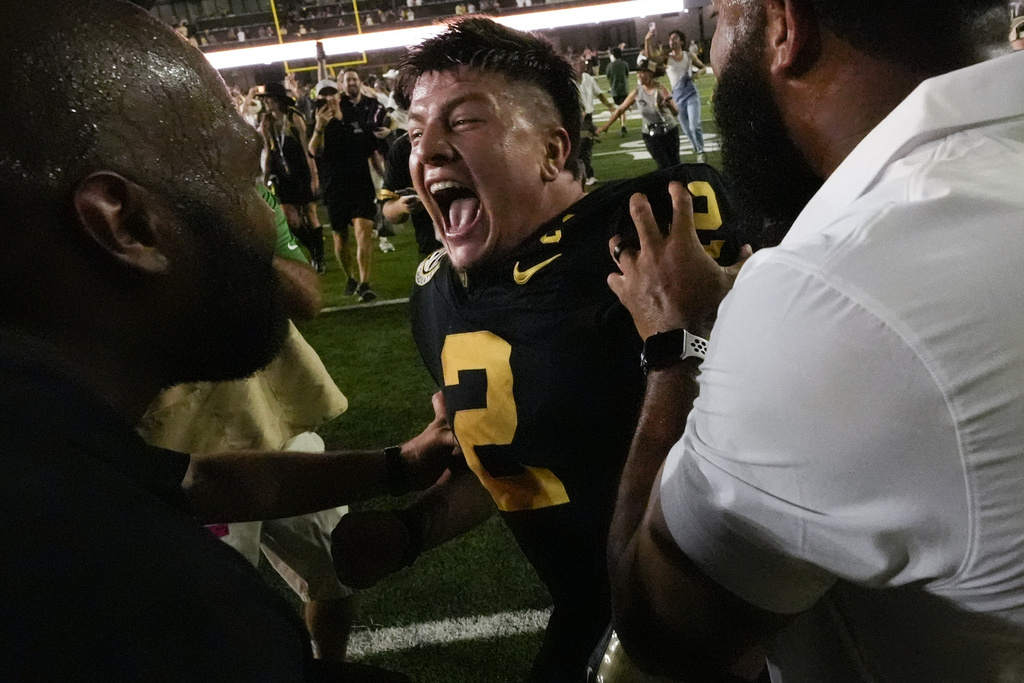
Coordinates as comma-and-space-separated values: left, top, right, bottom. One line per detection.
429, 180, 468, 195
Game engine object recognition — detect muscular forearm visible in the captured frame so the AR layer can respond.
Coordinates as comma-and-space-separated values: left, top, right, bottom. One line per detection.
186, 390, 458, 523
308, 127, 325, 156
608, 359, 700, 566
184, 449, 394, 523
407, 466, 496, 551
274, 256, 322, 320
608, 361, 785, 680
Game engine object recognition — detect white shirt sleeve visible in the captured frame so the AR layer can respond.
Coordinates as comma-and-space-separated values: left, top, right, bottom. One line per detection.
659, 250, 967, 614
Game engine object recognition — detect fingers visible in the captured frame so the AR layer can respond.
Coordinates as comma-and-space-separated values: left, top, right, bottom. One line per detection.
723, 244, 754, 282
607, 237, 630, 300
429, 391, 458, 449
606, 270, 625, 300
628, 192, 659, 251
430, 390, 447, 421
609, 235, 637, 270
667, 181, 699, 251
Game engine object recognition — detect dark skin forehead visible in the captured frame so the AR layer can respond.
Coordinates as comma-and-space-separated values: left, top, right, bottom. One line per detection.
4, 0, 260, 199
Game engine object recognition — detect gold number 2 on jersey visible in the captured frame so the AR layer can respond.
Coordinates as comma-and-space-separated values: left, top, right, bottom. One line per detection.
441, 331, 570, 512
689, 180, 726, 260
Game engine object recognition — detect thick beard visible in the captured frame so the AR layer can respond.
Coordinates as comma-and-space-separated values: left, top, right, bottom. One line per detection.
167, 195, 288, 384
713, 21, 824, 248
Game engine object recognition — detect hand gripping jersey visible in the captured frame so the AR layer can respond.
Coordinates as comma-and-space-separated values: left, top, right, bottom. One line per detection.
409, 165, 746, 661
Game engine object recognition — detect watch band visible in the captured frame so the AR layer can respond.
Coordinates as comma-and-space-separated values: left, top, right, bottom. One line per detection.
640, 329, 708, 374
383, 445, 409, 496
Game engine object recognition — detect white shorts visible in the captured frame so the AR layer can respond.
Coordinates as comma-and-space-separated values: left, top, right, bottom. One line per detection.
211, 431, 352, 602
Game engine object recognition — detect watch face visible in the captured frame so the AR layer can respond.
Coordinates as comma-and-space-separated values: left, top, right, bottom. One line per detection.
641, 329, 706, 374
641, 329, 687, 373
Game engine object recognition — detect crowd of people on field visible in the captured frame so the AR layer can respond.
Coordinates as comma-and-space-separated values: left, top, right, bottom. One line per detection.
4, 2, 1024, 683
230, 27, 714, 290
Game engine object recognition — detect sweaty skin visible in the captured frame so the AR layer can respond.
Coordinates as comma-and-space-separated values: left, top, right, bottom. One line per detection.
407, 67, 582, 272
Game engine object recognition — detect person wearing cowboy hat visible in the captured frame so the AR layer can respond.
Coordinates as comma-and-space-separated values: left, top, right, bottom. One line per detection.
257, 82, 325, 273
597, 58, 681, 169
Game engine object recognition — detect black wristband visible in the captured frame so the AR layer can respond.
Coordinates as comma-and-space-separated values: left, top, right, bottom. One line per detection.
640, 329, 708, 375
383, 445, 409, 497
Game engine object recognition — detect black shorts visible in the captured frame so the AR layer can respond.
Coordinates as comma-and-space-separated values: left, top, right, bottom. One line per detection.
612, 93, 628, 106
326, 196, 376, 234
272, 174, 314, 206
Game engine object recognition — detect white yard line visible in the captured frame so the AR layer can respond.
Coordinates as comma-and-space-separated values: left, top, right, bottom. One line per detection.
320, 297, 410, 314
347, 608, 552, 658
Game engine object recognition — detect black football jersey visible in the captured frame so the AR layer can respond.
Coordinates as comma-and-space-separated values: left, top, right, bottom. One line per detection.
409, 163, 745, 657
410, 163, 744, 514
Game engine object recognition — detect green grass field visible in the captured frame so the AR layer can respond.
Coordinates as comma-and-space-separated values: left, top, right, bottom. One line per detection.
282, 73, 719, 682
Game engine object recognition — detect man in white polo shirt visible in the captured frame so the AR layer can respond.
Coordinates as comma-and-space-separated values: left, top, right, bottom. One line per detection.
605, 0, 1024, 681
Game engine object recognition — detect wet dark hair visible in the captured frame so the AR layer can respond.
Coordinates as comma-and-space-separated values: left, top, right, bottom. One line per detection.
805, 0, 1007, 73
395, 17, 581, 178
611, 46, 623, 59
669, 29, 686, 43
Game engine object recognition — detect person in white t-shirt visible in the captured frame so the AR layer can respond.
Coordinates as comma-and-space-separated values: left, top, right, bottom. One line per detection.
1012, 1, 1024, 50
648, 29, 708, 162
574, 57, 614, 185
606, 0, 1024, 681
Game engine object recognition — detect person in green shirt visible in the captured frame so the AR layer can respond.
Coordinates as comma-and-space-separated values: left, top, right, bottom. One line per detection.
606, 46, 631, 136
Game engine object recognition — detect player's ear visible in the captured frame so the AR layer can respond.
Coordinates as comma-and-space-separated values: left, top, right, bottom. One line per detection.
765, 0, 821, 78
72, 172, 171, 275
541, 127, 572, 182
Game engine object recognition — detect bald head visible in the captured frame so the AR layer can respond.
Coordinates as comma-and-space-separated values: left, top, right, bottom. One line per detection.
3, 0, 259, 227
1, 0, 287, 411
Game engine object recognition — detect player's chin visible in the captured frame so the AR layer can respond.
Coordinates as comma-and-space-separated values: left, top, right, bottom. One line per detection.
442, 239, 489, 272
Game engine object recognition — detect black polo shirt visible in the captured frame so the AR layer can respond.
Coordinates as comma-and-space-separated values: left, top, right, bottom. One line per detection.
0, 337, 317, 681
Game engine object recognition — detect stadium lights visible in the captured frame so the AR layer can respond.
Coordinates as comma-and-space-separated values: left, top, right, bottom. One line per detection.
204, 0, 684, 70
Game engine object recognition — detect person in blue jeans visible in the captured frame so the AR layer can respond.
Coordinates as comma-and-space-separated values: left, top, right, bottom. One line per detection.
649, 28, 709, 162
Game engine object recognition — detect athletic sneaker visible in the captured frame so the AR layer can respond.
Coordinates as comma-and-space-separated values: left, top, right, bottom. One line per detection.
585, 176, 597, 186
697, 152, 708, 163
343, 277, 359, 297
356, 282, 377, 303
379, 236, 396, 253
619, 127, 627, 137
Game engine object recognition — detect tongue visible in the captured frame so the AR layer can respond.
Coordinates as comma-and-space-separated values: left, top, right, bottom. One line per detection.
448, 196, 480, 234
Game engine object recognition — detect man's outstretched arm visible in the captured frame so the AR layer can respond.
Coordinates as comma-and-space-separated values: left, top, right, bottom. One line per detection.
183, 391, 457, 523
605, 183, 783, 679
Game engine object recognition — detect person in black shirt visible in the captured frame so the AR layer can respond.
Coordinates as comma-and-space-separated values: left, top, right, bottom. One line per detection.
329, 18, 747, 683
258, 82, 326, 273
1, 2, 456, 680
308, 72, 388, 303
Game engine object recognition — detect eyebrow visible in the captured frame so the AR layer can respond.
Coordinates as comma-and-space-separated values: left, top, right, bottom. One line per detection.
407, 91, 494, 124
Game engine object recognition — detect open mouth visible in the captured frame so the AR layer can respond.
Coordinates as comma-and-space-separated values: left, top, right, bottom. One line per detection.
429, 180, 482, 237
